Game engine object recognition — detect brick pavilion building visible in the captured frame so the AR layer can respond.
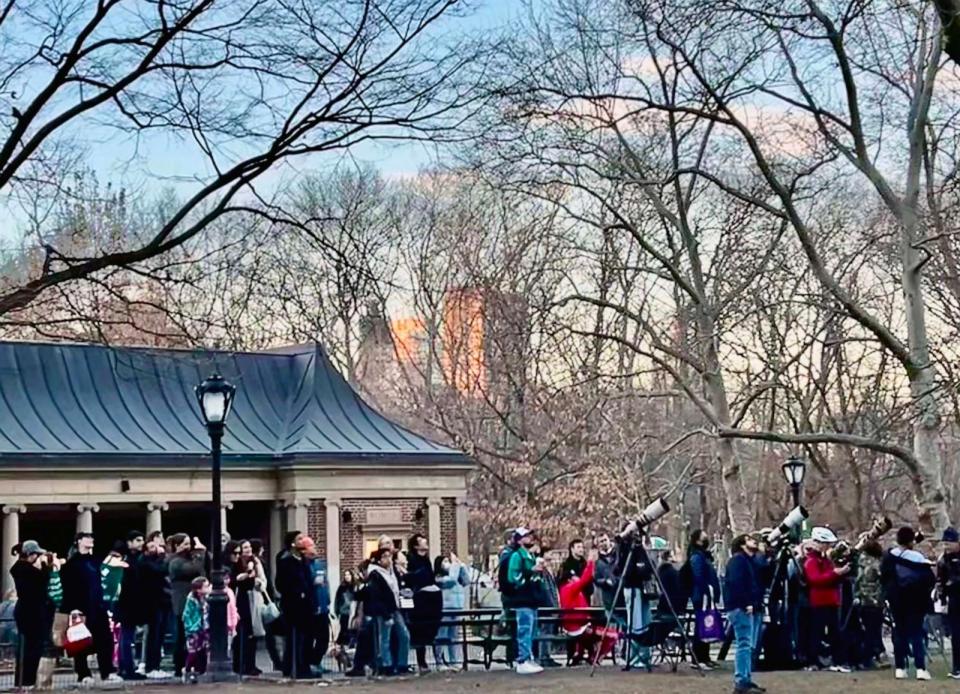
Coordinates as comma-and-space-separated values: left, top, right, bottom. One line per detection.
0, 340, 472, 594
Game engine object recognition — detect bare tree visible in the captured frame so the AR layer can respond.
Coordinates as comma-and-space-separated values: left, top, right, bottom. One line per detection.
0, 0, 484, 319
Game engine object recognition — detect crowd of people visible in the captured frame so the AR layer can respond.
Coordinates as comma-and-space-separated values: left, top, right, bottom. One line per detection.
4, 528, 471, 686
714, 524, 956, 692
491, 519, 960, 693
5, 517, 960, 691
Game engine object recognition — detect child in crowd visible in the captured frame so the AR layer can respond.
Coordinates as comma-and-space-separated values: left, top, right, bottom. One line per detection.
183, 577, 211, 680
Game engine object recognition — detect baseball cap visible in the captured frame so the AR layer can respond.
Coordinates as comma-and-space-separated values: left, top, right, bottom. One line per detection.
512, 527, 534, 542
20, 540, 45, 556
811, 527, 839, 544
942, 527, 960, 543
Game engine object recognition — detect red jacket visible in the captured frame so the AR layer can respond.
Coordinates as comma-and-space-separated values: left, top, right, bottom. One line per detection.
804, 551, 842, 608
559, 560, 595, 635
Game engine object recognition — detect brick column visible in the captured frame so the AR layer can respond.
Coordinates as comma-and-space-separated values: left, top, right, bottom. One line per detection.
2, 505, 25, 593
455, 497, 469, 560
324, 497, 341, 611
76, 503, 100, 534
146, 502, 168, 537
427, 497, 443, 561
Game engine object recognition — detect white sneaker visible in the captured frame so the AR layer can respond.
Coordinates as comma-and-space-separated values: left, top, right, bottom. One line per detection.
146, 670, 172, 679
136, 663, 145, 675
916, 669, 932, 681
104, 674, 123, 683
516, 661, 544, 675
79, 676, 95, 688
829, 665, 852, 673
895, 668, 908, 680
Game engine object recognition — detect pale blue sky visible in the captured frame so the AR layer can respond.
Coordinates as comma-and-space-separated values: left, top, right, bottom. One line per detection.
85, 1, 520, 194
3, 1, 522, 241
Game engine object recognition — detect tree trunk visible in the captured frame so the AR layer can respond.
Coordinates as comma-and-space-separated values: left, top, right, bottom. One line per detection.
901, 204, 950, 532
702, 342, 752, 534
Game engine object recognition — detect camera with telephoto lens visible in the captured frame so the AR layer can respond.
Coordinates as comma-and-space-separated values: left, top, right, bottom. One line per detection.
636, 497, 670, 529
865, 516, 893, 542
765, 506, 808, 545
829, 540, 853, 567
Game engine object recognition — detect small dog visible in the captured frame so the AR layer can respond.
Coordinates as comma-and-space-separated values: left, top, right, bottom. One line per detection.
331, 644, 353, 672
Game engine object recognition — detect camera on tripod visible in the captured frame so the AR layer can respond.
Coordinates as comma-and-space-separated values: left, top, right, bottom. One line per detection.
765, 506, 808, 545
636, 496, 670, 529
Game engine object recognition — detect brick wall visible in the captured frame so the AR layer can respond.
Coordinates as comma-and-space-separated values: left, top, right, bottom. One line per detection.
308, 498, 430, 572
307, 503, 327, 559
441, 498, 456, 555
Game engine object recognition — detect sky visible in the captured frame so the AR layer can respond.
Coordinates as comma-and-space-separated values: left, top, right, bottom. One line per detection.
1, 0, 523, 244
88, 1, 519, 190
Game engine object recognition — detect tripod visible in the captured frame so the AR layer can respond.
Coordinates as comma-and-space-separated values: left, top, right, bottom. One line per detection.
761, 542, 804, 669
589, 534, 704, 677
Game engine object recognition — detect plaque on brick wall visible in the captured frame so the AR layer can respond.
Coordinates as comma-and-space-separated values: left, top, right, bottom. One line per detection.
365, 508, 403, 526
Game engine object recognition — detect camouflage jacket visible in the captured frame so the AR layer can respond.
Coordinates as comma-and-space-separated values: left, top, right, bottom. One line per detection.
855, 553, 883, 607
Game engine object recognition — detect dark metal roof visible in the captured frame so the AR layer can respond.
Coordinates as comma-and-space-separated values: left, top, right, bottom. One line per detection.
0, 340, 468, 467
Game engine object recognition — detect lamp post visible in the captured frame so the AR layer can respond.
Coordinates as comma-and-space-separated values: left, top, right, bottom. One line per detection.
196, 373, 236, 681
782, 455, 807, 507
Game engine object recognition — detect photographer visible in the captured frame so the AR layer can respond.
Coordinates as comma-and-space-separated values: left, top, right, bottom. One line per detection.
593, 532, 619, 613
803, 527, 850, 672
881, 527, 935, 681
723, 533, 765, 693
498, 527, 545, 675
615, 520, 656, 670
9, 540, 54, 687
854, 539, 886, 668
937, 527, 960, 679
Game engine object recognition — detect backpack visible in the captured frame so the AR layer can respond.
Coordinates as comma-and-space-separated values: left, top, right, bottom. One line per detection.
498, 548, 519, 596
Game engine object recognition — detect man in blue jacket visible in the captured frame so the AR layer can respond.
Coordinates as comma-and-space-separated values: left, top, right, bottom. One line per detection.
309, 557, 331, 674
723, 534, 766, 693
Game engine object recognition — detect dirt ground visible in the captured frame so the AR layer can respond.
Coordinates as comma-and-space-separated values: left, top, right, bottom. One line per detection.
160, 664, 960, 693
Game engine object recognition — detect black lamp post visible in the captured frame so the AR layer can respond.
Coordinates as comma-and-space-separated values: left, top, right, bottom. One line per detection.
782, 455, 807, 507
195, 373, 236, 681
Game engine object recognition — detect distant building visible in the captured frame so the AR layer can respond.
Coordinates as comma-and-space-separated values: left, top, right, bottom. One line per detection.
0, 340, 472, 596
356, 287, 529, 402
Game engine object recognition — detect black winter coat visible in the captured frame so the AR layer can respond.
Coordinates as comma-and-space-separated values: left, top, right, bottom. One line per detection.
362, 569, 399, 618
276, 553, 314, 626
404, 553, 434, 592
139, 554, 172, 610
60, 553, 107, 619
116, 551, 145, 625
10, 560, 51, 625
615, 537, 654, 589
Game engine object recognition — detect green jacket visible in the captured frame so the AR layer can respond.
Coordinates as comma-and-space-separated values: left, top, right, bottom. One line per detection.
507, 546, 537, 586
100, 564, 124, 609
183, 593, 207, 635
504, 547, 540, 608
47, 570, 63, 609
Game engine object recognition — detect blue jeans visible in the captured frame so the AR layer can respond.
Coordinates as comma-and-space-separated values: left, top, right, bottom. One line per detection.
729, 608, 761, 689
118, 623, 138, 677
625, 588, 651, 667
515, 608, 538, 664
374, 612, 410, 673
